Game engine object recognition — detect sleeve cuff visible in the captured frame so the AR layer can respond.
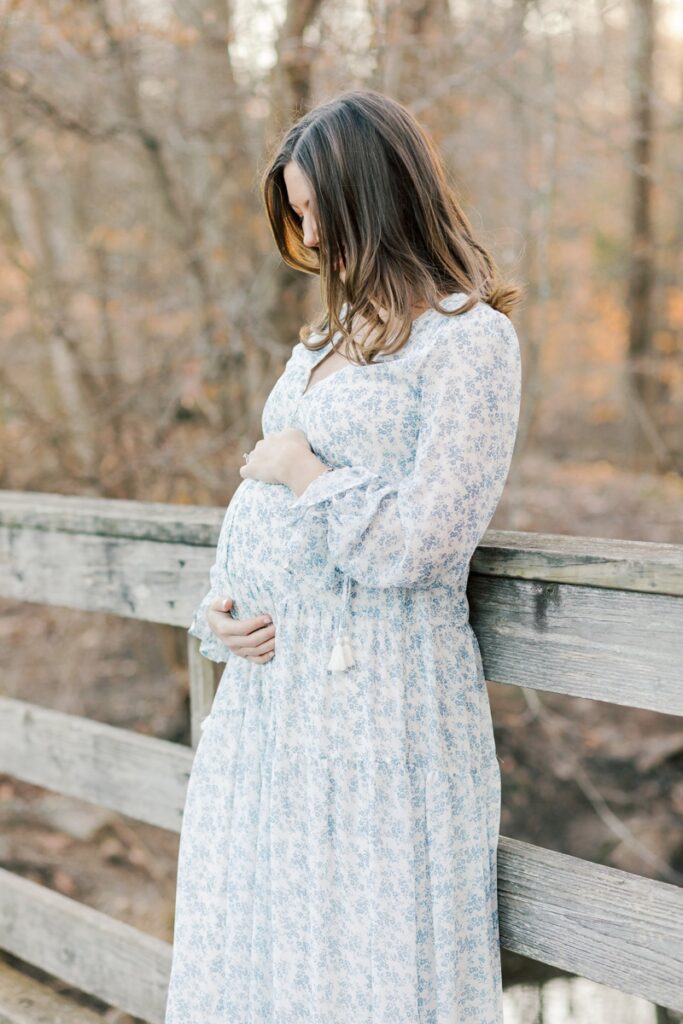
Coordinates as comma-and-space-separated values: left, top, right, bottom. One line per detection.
187, 590, 232, 663
287, 464, 377, 515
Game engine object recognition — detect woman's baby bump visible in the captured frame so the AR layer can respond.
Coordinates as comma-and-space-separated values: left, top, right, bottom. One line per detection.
218, 479, 288, 617
224, 477, 338, 607
225, 479, 292, 579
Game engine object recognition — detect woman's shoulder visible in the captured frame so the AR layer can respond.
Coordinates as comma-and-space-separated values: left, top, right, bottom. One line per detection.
439, 296, 517, 341
419, 298, 520, 375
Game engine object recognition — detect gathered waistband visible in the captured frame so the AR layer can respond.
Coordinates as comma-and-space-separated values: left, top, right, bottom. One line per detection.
226, 567, 471, 630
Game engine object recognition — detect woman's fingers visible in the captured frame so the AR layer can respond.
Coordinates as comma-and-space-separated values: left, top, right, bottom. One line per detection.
207, 596, 276, 661
243, 650, 275, 663
236, 636, 276, 659
234, 622, 276, 648
236, 625, 276, 661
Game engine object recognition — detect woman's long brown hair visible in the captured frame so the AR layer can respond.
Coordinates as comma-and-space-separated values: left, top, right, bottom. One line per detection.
260, 89, 524, 363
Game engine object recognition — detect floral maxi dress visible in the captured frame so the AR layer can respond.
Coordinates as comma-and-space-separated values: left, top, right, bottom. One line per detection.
164, 292, 522, 1024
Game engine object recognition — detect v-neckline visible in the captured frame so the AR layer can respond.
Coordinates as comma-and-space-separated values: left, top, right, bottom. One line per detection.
299, 292, 466, 401
301, 344, 354, 399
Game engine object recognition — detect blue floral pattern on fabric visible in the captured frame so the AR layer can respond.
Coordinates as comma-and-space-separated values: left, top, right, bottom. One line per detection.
165, 292, 522, 1023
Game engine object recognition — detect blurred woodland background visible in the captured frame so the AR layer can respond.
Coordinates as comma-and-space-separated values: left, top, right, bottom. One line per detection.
1, 0, 682, 1020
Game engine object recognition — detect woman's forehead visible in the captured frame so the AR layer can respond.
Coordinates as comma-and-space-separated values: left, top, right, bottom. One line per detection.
284, 161, 313, 200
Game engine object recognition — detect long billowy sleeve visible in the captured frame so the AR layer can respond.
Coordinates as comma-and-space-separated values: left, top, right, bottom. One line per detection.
286, 311, 522, 590
187, 506, 234, 663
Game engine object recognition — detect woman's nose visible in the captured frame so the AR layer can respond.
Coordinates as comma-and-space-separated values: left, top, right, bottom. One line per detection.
303, 221, 319, 248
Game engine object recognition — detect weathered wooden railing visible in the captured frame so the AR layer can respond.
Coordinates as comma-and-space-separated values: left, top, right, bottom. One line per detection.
0, 489, 681, 1021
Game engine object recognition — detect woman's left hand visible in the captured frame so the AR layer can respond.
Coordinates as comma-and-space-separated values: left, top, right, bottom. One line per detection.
239, 427, 313, 487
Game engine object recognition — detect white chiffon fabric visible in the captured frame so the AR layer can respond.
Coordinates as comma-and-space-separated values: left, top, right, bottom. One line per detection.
165, 292, 522, 1024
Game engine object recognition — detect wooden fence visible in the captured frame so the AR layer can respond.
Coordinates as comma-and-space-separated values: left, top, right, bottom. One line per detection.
0, 489, 682, 1021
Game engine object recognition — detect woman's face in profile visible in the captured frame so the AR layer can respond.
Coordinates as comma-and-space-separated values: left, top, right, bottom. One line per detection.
283, 160, 345, 279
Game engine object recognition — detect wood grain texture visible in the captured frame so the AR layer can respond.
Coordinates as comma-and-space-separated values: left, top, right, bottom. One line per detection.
0, 490, 225, 547
0, 868, 171, 1023
0, 697, 192, 832
187, 636, 218, 748
0, 523, 209, 626
1, 490, 681, 594
473, 529, 683, 597
498, 835, 683, 1012
468, 574, 683, 714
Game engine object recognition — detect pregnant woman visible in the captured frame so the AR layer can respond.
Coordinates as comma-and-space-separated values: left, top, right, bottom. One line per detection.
165, 89, 522, 1024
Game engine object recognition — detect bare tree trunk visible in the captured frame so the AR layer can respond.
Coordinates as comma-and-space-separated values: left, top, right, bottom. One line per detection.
382, 0, 452, 104
94, 0, 233, 362
500, 3, 556, 471
261, 0, 325, 366
0, 107, 99, 479
504, 0, 539, 472
625, 0, 658, 468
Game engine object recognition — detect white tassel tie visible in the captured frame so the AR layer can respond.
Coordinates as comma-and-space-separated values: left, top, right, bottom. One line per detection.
327, 573, 355, 672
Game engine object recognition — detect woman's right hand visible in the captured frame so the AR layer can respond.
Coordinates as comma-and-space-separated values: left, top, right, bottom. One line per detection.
207, 597, 276, 663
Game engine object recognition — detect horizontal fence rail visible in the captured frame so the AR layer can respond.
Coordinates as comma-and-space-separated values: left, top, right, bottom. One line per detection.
2, 839, 682, 1024
0, 697, 192, 832
0, 489, 682, 1021
2, 491, 682, 713
0, 866, 171, 1022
